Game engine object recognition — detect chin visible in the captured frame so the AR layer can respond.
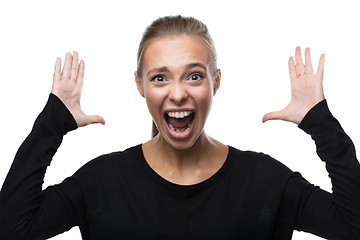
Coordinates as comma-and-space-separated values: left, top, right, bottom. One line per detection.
166, 139, 197, 151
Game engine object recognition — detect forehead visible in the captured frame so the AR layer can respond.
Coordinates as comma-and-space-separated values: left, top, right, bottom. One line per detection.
143, 35, 210, 72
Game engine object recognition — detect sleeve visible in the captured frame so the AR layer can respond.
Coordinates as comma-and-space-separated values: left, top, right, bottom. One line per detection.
279, 100, 360, 239
0, 94, 86, 240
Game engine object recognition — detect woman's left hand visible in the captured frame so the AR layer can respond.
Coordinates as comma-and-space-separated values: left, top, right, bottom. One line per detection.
262, 47, 326, 125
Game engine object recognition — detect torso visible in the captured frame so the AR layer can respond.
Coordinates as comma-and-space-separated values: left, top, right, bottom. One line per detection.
77, 145, 293, 239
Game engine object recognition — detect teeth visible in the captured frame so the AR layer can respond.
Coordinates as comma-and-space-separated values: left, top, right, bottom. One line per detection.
167, 111, 192, 119
168, 122, 192, 135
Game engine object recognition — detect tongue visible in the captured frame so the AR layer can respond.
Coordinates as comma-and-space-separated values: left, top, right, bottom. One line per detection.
168, 115, 192, 128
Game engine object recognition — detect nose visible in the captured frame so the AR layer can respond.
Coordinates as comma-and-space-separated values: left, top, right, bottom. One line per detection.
168, 81, 188, 105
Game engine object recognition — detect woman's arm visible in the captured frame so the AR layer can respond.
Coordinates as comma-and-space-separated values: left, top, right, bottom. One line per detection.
264, 47, 360, 239
0, 52, 104, 239
295, 98, 360, 239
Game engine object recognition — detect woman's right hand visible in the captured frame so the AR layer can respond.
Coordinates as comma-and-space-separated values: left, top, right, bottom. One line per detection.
51, 51, 105, 127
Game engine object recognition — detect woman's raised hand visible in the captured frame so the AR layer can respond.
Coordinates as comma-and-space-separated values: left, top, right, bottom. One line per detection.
51, 51, 105, 127
262, 47, 326, 125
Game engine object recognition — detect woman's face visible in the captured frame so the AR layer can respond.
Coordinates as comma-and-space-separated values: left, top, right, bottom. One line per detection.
136, 35, 220, 150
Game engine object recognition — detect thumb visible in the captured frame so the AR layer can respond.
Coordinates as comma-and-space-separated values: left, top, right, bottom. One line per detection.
83, 115, 106, 127
262, 111, 284, 123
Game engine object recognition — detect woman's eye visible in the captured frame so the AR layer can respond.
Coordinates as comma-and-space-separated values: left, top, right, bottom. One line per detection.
189, 74, 203, 81
151, 75, 165, 82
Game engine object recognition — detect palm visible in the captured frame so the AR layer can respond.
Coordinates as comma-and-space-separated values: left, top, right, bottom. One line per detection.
263, 47, 325, 125
51, 52, 105, 127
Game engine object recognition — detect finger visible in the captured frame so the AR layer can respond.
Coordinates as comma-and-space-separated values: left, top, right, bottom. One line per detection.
71, 51, 79, 81
295, 46, 305, 74
84, 115, 106, 126
315, 54, 326, 81
288, 56, 297, 80
304, 47, 314, 75
262, 111, 284, 123
75, 60, 85, 87
62, 52, 73, 80
53, 57, 62, 82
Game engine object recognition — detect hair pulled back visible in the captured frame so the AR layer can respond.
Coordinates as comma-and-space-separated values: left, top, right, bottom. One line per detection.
136, 15, 218, 138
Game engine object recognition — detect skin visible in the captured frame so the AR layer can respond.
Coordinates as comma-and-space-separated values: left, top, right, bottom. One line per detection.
262, 46, 325, 124
51, 43, 325, 185
51, 52, 105, 127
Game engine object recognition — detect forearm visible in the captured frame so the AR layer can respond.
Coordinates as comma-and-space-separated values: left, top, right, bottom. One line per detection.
0, 93, 77, 238
297, 100, 360, 238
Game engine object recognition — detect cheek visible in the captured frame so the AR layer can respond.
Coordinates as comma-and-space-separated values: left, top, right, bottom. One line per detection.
190, 85, 213, 113
144, 88, 166, 118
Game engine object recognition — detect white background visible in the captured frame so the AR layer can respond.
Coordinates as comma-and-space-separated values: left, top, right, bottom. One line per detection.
1, 0, 359, 239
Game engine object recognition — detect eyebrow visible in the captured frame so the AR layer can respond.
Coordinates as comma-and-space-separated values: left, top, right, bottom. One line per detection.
147, 67, 170, 77
146, 63, 207, 77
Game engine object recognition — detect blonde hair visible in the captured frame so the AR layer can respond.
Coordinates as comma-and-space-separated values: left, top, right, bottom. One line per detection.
136, 15, 218, 138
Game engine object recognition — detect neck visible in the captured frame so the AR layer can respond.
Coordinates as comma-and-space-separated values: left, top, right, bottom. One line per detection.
151, 131, 212, 169
142, 131, 229, 185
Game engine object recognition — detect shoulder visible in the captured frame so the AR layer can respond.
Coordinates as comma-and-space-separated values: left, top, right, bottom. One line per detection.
227, 146, 293, 182
95, 144, 142, 163
73, 144, 143, 179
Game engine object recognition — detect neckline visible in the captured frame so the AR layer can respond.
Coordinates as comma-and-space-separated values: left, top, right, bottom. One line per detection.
135, 144, 233, 192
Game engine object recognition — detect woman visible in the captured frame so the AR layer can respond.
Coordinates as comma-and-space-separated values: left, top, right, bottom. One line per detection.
0, 15, 359, 239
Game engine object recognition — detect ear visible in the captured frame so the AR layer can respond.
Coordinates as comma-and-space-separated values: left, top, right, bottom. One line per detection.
213, 69, 221, 96
135, 71, 145, 98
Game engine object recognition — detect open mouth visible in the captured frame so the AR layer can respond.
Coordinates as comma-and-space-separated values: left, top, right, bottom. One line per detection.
164, 110, 195, 136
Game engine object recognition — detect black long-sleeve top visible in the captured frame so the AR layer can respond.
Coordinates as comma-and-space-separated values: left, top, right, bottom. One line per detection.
0, 94, 360, 240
